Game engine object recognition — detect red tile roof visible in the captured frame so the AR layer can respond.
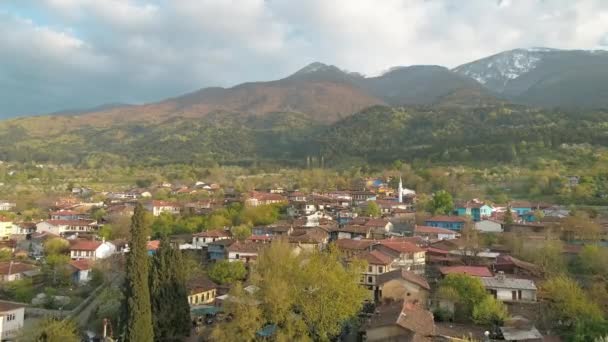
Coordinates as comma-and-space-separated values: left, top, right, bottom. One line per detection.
439, 266, 493, 277
0, 262, 38, 275
334, 239, 376, 251
358, 250, 393, 265
377, 268, 431, 290
228, 241, 264, 254
69, 259, 92, 271
193, 229, 230, 238
70, 240, 102, 251
187, 276, 218, 294
151, 200, 181, 207
147, 240, 161, 251
378, 240, 425, 254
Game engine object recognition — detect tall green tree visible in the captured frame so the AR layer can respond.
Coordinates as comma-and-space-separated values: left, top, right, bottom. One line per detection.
362, 201, 381, 218
123, 203, 154, 342
149, 239, 191, 341
428, 190, 454, 215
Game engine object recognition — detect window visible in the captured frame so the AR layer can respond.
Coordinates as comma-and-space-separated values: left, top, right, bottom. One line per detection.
367, 276, 373, 284
368, 266, 373, 273
6, 313, 15, 321
235, 254, 240, 260
518, 290, 522, 300
512, 291, 517, 300
378, 266, 384, 273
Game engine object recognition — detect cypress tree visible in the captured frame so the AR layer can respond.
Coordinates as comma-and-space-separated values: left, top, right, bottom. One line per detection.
123, 203, 154, 342
150, 239, 191, 341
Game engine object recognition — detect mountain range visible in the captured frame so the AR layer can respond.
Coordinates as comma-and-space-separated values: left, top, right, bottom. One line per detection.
2, 47, 608, 166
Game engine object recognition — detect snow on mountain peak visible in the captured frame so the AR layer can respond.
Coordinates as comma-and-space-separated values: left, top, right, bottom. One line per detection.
453, 48, 551, 89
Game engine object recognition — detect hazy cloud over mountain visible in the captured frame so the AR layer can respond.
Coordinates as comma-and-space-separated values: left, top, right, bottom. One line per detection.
1, 0, 608, 116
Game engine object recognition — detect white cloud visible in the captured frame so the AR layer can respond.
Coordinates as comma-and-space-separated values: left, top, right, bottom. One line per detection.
1, 0, 608, 116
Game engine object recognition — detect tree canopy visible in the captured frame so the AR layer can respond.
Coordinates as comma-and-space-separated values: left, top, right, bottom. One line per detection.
211, 241, 368, 341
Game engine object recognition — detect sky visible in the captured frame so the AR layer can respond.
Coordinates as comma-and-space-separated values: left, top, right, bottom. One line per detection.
1, 0, 608, 117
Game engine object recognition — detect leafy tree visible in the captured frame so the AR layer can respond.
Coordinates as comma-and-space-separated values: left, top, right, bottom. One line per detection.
0, 249, 11, 262
19, 317, 80, 342
213, 241, 368, 341
573, 245, 608, 276
122, 203, 154, 342
437, 274, 487, 318
561, 212, 601, 242
362, 201, 381, 218
542, 275, 604, 331
92, 286, 124, 334
208, 260, 247, 285
136, 178, 153, 188
472, 296, 509, 326
210, 282, 264, 342
231, 224, 252, 241
527, 240, 566, 276
427, 190, 454, 215
5, 278, 35, 302
92, 208, 106, 222
44, 237, 69, 255
149, 239, 191, 341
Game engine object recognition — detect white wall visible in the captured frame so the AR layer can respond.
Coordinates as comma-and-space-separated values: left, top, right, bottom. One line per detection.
0, 307, 24, 340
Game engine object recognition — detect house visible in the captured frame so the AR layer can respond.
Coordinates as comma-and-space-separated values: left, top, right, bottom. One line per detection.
333, 225, 373, 240
454, 201, 493, 222
287, 191, 307, 202
500, 317, 544, 342
208, 239, 234, 261
12, 222, 36, 235
373, 240, 426, 274
0, 262, 39, 282
36, 219, 97, 237
69, 239, 116, 260
351, 191, 376, 204
288, 228, 329, 253
493, 255, 541, 277
68, 259, 93, 284
0, 201, 16, 212
377, 269, 431, 305
475, 219, 503, 233
192, 229, 231, 248
146, 200, 181, 216
334, 239, 376, 258
227, 241, 264, 263
244, 191, 287, 207
425, 216, 467, 231
361, 300, 435, 342
187, 276, 218, 306
509, 201, 533, 216
0, 302, 25, 340
50, 210, 86, 220
414, 225, 458, 241
439, 266, 493, 278
146, 240, 161, 255
0, 218, 12, 240
356, 250, 395, 299
252, 223, 293, 237
481, 272, 537, 302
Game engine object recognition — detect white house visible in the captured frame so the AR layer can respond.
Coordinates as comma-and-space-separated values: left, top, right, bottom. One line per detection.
192, 230, 231, 248
146, 200, 181, 216
0, 202, 15, 212
481, 272, 537, 302
0, 302, 24, 340
0, 262, 39, 283
69, 240, 116, 260
12, 222, 36, 235
36, 219, 97, 236
0, 218, 12, 240
414, 225, 458, 241
69, 259, 92, 284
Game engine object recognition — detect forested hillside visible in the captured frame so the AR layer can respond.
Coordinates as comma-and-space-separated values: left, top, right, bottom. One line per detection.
2, 104, 608, 168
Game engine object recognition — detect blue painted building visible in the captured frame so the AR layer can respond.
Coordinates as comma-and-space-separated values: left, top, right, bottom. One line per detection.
509, 201, 533, 216
207, 239, 234, 261
454, 201, 493, 222
425, 216, 467, 231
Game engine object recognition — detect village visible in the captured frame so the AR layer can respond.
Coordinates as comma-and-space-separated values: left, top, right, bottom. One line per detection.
0, 175, 604, 341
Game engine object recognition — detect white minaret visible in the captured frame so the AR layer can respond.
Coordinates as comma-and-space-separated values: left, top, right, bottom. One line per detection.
398, 176, 403, 203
